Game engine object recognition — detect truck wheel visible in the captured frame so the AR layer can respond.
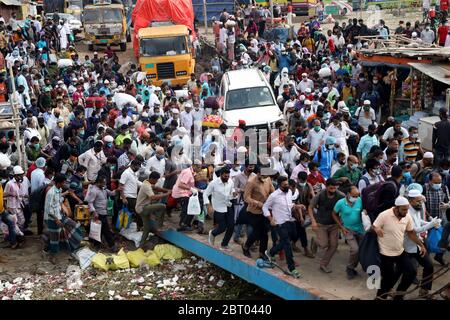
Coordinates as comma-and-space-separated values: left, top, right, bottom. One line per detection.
120, 43, 127, 51
88, 44, 94, 51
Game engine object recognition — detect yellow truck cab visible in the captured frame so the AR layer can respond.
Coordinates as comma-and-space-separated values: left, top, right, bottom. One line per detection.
83, 0, 129, 51
138, 24, 195, 87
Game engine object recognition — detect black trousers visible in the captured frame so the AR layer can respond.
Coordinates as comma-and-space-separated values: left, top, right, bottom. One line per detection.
97, 214, 115, 248
377, 252, 417, 300
244, 213, 269, 255
407, 251, 434, 291
270, 222, 297, 271
212, 207, 234, 247
179, 197, 194, 227
294, 220, 308, 248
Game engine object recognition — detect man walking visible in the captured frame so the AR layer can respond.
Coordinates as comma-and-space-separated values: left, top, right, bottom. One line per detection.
263, 176, 301, 278
205, 167, 236, 251
308, 178, 345, 273
433, 107, 450, 163
373, 196, 427, 300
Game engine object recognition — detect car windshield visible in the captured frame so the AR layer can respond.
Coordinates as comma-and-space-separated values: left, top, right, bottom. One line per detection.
225, 87, 275, 110
140, 37, 187, 57
83, 8, 122, 24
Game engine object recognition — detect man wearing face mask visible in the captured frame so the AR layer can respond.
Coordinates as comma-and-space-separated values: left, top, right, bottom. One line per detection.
424, 172, 450, 266
432, 107, 450, 163
205, 167, 236, 251
308, 178, 344, 273
314, 136, 338, 179
242, 165, 276, 259
398, 126, 423, 163
410, 152, 433, 183
325, 114, 358, 158
421, 23, 435, 44
358, 158, 384, 193
305, 119, 325, 157
333, 155, 362, 185
372, 196, 427, 300
263, 176, 302, 278
332, 186, 365, 279
405, 189, 439, 298
144, 146, 166, 180
380, 147, 398, 180
85, 175, 118, 253
78, 140, 107, 182
357, 124, 379, 163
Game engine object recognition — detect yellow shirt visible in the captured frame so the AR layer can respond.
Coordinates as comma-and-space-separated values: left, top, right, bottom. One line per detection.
0, 184, 4, 213
373, 208, 413, 257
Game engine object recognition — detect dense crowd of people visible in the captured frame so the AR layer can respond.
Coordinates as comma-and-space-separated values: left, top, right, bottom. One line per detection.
0, 7, 448, 300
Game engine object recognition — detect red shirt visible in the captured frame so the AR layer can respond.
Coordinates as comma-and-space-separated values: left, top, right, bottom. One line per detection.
328, 38, 335, 53
438, 25, 449, 44
307, 171, 326, 188
26, 163, 37, 180
441, 0, 449, 11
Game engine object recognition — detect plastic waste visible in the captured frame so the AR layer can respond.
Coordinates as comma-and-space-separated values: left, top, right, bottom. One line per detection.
66, 265, 83, 290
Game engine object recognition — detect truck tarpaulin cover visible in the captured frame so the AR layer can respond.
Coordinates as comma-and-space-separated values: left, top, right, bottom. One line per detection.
132, 0, 195, 57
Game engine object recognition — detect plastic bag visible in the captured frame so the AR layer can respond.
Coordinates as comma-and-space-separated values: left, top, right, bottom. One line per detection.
187, 194, 201, 215
107, 198, 114, 217
74, 247, 97, 270
89, 220, 102, 242
119, 222, 143, 248
115, 206, 133, 230
127, 249, 161, 267
57, 59, 73, 68
426, 227, 444, 254
126, 249, 148, 268
91, 249, 130, 271
358, 232, 380, 272
154, 244, 183, 260
113, 92, 139, 110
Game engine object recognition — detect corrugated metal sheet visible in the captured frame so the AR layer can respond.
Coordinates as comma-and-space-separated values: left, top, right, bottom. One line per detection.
192, 0, 235, 22
409, 62, 450, 86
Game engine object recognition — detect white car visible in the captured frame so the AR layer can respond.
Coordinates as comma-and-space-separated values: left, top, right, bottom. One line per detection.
219, 68, 283, 128
45, 13, 83, 34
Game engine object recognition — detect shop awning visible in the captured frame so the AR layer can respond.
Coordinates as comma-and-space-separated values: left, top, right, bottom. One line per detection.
409, 62, 450, 86
0, 0, 22, 6
360, 60, 410, 69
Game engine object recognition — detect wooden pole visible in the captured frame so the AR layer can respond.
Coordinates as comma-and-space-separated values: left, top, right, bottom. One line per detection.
203, 0, 208, 35
8, 65, 25, 170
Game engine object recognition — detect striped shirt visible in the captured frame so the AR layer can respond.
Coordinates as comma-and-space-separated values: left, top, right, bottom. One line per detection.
399, 138, 421, 162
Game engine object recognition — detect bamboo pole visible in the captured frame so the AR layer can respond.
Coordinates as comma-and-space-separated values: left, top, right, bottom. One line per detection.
8, 65, 25, 170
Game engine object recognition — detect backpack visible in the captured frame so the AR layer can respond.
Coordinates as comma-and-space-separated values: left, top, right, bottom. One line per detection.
361, 180, 397, 222
414, 162, 433, 185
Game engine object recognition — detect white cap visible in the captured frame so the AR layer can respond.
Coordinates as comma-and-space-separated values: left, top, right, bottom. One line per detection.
237, 146, 247, 153
395, 196, 409, 206
177, 127, 188, 134
305, 88, 311, 93
104, 135, 114, 143
299, 95, 305, 101
72, 78, 77, 82
184, 103, 192, 108
301, 73, 307, 77
337, 101, 346, 109
363, 100, 371, 105
104, 79, 110, 84
412, 32, 418, 37
171, 108, 180, 114
341, 106, 350, 113
94, 52, 98, 55
424, 152, 434, 159
13, 165, 24, 175
273, 146, 283, 153
57, 80, 63, 84
347, 44, 353, 48
155, 87, 161, 91
304, 99, 312, 105
408, 189, 422, 198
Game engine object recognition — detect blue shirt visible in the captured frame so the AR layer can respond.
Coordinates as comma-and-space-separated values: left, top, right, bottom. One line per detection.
333, 197, 364, 234
357, 134, 379, 160
313, 146, 337, 179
